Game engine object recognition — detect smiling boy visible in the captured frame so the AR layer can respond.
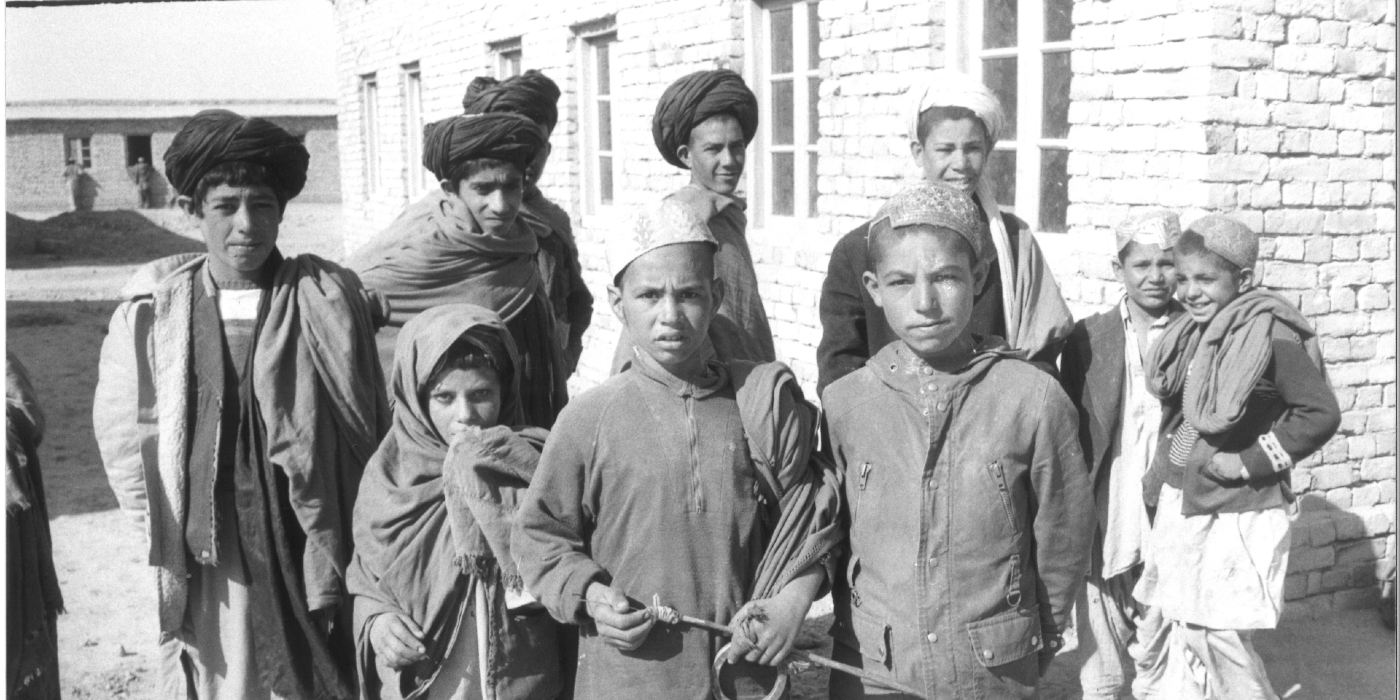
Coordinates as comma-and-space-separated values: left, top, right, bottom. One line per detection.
610, 70, 774, 372
513, 199, 834, 699
93, 109, 389, 698
822, 181, 1091, 699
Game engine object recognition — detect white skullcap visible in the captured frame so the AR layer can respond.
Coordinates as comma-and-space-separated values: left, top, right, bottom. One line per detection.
906, 69, 1008, 144
606, 198, 718, 281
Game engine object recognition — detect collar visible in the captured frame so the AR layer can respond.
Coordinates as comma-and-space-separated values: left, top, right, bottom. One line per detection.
1118, 296, 1179, 331
629, 341, 729, 399
869, 336, 1014, 395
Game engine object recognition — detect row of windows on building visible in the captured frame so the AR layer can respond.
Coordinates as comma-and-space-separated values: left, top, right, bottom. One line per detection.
63, 135, 152, 168
356, 0, 1074, 233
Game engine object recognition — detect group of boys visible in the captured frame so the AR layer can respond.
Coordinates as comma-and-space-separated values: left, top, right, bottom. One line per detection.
90, 61, 1338, 700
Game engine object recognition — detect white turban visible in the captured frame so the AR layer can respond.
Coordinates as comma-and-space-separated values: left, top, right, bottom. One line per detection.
906, 69, 1008, 145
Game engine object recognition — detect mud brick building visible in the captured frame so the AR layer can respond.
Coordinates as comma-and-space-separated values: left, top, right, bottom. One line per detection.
332, 0, 1396, 613
5, 0, 342, 211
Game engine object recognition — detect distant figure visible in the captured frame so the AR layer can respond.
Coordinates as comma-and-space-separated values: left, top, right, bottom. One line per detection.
7, 352, 64, 700
61, 159, 85, 211
127, 157, 155, 208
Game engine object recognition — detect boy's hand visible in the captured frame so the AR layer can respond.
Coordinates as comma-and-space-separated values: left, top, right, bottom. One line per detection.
726, 568, 822, 667
370, 613, 428, 670
585, 582, 654, 651
1203, 452, 1248, 483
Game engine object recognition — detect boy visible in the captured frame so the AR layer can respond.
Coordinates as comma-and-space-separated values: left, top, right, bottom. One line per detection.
611, 69, 773, 371
1136, 215, 1340, 699
823, 181, 1092, 698
463, 70, 594, 375
351, 112, 567, 427
512, 199, 836, 699
1057, 210, 1184, 698
93, 109, 389, 698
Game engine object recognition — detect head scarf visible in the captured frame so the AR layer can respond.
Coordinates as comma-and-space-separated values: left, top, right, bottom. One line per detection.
462, 70, 561, 134
607, 197, 718, 281
422, 113, 547, 181
1184, 214, 1259, 270
906, 68, 1007, 145
391, 304, 522, 435
868, 181, 990, 271
164, 109, 309, 201
1115, 209, 1182, 253
652, 69, 759, 168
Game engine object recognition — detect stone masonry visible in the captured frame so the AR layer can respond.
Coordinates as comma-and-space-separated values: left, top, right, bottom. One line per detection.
333, 0, 1396, 611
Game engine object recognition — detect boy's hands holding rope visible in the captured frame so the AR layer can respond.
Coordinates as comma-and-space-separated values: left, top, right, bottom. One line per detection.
585, 581, 655, 651
725, 567, 824, 667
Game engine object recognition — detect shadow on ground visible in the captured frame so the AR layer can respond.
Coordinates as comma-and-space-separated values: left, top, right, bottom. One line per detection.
7, 210, 203, 268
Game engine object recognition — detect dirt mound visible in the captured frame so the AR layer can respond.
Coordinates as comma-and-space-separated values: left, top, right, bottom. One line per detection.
6, 210, 203, 269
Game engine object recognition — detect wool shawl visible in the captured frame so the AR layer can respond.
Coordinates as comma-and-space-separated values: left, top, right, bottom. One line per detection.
349, 304, 555, 699
1146, 288, 1326, 435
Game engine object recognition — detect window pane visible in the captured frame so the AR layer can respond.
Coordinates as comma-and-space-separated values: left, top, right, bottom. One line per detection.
983, 0, 1017, 49
808, 76, 820, 145
595, 42, 611, 95
1045, 0, 1073, 42
772, 79, 794, 145
599, 155, 614, 205
770, 6, 793, 74
598, 100, 613, 151
808, 153, 819, 216
986, 149, 1016, 208
807, 3, 820, 70
1042, 51, 1071, 139
981, 57, 1018, 138
1039, 148, 1069, 232
772, 152, 795, 216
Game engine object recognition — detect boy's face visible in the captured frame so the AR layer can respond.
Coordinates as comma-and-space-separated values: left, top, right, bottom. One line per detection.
1113, 242, 1177, 315
911, 118, 988, 194
426, 366, 502, 443
180, 183, 282, 282
608, 243, 723, 379
444, 163, 524, 237
678, 114, 746, 196
863, 227, 981, 365
1175, 251, 1252, 325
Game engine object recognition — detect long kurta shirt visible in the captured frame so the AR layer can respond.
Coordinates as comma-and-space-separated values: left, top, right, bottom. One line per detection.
512, 349, 809, 700
823, 341, 1093, 699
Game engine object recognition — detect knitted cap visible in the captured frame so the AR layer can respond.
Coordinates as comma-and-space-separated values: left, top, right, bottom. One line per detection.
607, 198, 718, 280
868, 181, 989, 268
1184, 214, 1259, 269
1115, 209, 1181, 252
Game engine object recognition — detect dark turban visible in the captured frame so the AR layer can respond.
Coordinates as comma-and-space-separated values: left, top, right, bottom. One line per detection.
164, 109, 309, 201
422, 112, 547, 181
461, 70, 561, 134
652, 69, 758, 169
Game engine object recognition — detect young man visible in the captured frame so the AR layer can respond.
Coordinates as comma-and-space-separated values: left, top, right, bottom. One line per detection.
611, 69, 773, 372
463, 70, 594, 375
1136, 216, 1340, 699
823, 181, 1092, 698
351, 112, 567, 428
513, 199, 837, 699
93, 109, 390, 698
1056, 210, 1185, 699
817, 69, 1073, 395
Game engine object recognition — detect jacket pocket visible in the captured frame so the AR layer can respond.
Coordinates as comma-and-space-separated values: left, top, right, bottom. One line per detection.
845, 606, 892, 668
965, 608, 1043, 668
985, 460, 1022, 534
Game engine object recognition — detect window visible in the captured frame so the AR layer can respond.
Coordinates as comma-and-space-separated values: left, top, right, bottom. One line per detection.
949, 0, 1073, 233
402, 62, 427, 193
359, 73, 381, 194
493, 38, 523, 78
65, 136, 91, 167
125, 134, 152, 166
752, 0, 821, 223
580, 30, 617, 210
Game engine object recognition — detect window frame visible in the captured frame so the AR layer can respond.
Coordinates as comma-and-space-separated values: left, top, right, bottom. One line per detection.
65, 136, 92, 168
401, 62, 428, 196
492, 38, 523, 79
746, 0, 822, 230
946, 0, 1073, 234
577, 27, 618, 214
359, 73, 382, 196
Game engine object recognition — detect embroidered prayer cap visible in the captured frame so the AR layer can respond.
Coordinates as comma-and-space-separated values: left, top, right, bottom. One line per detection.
164, 109, 309, 202
607, 198, 718, 281
1183, 214, 1259, 269
461, 69, 562, 134
1114, 209, 1182, 252
906, 69, 1007, 145
868, 181, 990, 268
422, 112, 548, 181
652, 69, 759, 169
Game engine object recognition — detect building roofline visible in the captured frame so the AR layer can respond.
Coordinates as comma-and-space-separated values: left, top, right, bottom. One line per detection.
5, 98, 338, 121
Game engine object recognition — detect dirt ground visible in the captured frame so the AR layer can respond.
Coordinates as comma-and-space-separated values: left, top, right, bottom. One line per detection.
7, 206, 1393, 699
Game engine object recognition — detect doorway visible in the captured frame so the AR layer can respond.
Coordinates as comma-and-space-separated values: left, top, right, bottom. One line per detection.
125, 134, 152, 166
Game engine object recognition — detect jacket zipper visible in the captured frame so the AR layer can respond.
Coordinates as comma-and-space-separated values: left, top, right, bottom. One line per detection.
685, 393, 704, 511
986, 460, 1019, 533
1006, 553, 1023, 609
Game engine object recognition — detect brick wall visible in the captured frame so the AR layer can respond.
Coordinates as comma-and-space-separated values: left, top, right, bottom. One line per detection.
5, 115, 341, 212
334, 0, 1395, 609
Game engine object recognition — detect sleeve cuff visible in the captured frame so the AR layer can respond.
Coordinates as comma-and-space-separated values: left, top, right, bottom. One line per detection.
1241, 432, 1293, 479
